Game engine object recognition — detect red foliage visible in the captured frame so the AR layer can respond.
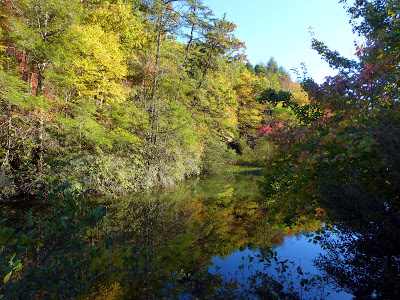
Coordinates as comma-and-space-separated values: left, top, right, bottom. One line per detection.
257, 122, 284, 136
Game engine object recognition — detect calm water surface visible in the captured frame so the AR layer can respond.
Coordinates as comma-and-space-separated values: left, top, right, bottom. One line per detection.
2, 166, 398, 298
97, 166, 353, 299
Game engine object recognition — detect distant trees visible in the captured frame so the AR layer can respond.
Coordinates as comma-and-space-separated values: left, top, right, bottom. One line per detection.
250, 57, 288, 77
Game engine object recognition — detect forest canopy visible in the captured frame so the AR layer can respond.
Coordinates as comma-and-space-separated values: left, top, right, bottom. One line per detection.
0, 0, 306, 198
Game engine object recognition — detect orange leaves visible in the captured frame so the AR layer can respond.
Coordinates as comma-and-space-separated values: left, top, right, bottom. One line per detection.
355, 44, 365, 57
96, 112, 111, 125
314, 208, 326, 219
33, 106, 53, 122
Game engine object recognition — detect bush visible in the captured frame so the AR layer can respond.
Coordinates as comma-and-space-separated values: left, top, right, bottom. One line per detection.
236, 137, 275, 166
202, 140, 237, 174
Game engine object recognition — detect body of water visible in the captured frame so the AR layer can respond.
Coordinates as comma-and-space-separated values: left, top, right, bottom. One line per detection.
5, 166, 398, 298
93, 166, 354, 299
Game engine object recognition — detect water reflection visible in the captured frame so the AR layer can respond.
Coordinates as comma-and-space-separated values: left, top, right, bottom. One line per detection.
210, 234, 353, 299
314, 220, 400, 299
93, 167, 326, 298
314, 180, 400, 299
5, 167, 398, 298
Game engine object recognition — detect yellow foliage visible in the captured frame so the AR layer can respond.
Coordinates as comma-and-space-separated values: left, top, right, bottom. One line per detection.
33, 107, 54, 122
68, 0, 148, 104
290, 82, 309, 106
88, 1, 148, 51
235, 69, 257, 98
235, 69, 264, 136
70, 24, 127, 103
194, 125, 211, 135
203, 72, 238, 139
0, 26, 5, 69
80, 283, 123, 300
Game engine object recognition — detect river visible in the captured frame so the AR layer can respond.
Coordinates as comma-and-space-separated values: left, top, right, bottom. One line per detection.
3, 166, 398, 299
89, 166, 353, 299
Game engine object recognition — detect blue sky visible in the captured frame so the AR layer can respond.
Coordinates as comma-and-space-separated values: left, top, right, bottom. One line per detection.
202, 0, 362, 83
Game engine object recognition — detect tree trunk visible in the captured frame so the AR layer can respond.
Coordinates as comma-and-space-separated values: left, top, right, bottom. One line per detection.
149, 24, 163, 144
1, 103, 12, 171
38, 115, 44, 172
36, 62, 47, 96
174, 18, 196, 102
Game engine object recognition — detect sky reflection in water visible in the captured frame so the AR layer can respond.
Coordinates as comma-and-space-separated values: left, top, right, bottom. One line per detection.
210, 232, 353, 299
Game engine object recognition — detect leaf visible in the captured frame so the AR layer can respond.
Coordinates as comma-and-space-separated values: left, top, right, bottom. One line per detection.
3, 271, 12, 284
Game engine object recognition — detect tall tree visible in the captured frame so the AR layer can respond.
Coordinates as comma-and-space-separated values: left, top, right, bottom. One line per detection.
139, 0, 182, 144
266, 57, 278, 75
9, 0, 83, 94
7, 0, 83, 171
194, 15, 245, 90
174, 0, 213, 102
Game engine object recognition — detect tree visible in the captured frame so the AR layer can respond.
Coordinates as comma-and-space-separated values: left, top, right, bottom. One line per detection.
6, 0, 83, 172
69, 25, 127, 105
9, 0, 83, 95
234, 68, 264, 139
254, 63, 265, 76
174, 0, 214, 102
245, 62, 255, 74
193, 16, 245, 90
266, 57, 278, 75
258, 2, 400, 269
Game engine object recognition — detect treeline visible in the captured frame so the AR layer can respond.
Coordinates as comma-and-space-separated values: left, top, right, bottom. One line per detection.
0, 0, 306, 198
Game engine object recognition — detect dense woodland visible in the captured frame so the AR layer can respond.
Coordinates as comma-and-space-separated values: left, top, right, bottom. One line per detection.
0, 0, 308, 198
1, 0, 400, 298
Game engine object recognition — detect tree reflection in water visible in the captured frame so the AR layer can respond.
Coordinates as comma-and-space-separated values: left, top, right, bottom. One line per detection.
2, 166, 399, 299
313, 183, 400, 299
93, 168, 326, 299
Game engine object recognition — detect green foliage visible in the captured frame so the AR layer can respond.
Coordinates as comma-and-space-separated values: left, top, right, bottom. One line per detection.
311, 38, 358, 70
258, 88, 323, 125
0, 184, 106, 299
73, 154, 146, 194
237, 137, 275, 166
202, 140, 236, 174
